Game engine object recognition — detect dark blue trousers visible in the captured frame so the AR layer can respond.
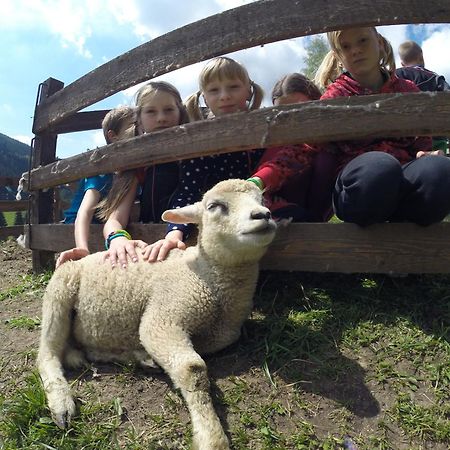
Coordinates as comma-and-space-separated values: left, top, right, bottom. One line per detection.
333, 151, 450, 226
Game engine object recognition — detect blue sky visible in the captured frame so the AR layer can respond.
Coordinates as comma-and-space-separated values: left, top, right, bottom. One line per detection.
2, 0, 450, 159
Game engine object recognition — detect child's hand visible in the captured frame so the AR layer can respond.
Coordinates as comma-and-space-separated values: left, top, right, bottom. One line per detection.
416, 150, 445, 158
104, 236, 148, 269
56, 247, 90, 268
142, 230, 185, 262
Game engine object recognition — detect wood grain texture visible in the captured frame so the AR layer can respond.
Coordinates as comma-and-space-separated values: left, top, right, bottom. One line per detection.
25, 92, 450, 191
0, 201, 28, 212
32, 0, 450, 133
0, 226, 24, 241
27, 222, 450, 274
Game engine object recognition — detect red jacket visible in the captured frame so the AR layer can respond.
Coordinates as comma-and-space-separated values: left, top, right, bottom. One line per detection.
254, 72, 432, 195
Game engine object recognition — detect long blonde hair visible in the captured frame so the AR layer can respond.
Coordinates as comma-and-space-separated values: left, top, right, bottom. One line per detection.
97, 81, 189, 221
185, 56, 264, 121
315, 27, 395, 89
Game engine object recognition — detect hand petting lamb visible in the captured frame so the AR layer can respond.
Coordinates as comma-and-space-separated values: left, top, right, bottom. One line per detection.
37, 178, 277, 450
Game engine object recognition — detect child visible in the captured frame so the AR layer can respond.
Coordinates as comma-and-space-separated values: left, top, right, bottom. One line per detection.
271, 72, 321, 105
105, 57, 264, 267
55, 106, 135, 268
101, 81, 189, 266
396, 40, 450, 92
257, 73, 335, 222
249, 27, 450, 227
396, 40, 449, 152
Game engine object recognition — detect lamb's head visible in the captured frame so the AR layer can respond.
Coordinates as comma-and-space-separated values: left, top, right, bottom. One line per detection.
162, 179, 277, 265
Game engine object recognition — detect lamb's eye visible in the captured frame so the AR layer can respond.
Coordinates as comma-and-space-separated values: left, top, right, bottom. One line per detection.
207, 202, 228, 213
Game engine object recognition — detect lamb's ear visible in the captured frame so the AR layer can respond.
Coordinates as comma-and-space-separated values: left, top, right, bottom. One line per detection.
162, 202, 202, 224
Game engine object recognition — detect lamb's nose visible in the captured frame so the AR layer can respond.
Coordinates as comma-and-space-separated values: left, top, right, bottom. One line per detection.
251, 210, 271, 220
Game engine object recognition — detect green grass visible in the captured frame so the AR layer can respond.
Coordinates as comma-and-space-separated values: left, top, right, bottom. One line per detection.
0, 373, 126, 450
5, 316, 41, 331
0, 272, 52, 301
3, 212, 15, 227
0, 269, 449, 449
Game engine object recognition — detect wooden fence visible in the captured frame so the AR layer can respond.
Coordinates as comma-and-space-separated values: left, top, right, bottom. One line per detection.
19, 0, 450, 273
0, 176, 27, 240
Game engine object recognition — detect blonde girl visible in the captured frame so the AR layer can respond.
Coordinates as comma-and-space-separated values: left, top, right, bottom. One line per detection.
130, 56, 265, 265
101, 81, 189, 267
251, 27, 450, 228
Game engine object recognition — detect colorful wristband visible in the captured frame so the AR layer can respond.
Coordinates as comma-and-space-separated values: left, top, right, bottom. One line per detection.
247, 177, 264, 190
105, 229, 132, 250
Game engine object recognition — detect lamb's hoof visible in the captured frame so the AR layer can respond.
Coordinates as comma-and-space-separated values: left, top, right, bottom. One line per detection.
49, 397, 76, 429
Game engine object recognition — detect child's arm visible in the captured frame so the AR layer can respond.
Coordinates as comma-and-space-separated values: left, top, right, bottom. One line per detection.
56, 189, 100, 268
103, 177, 147, 268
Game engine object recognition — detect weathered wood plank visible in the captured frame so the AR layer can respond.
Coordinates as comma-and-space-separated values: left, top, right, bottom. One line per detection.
49, 110, 110, 134
32, 0, 450, 133
31, 78, 64, 272
0, 200, 28, 212
25, 92, 450, 191
0, 226, 24, 241
28, 222, 450, 274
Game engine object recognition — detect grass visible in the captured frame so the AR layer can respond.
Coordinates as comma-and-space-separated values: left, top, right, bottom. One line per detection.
0, 272, 51, 301
0, 262, 449, 449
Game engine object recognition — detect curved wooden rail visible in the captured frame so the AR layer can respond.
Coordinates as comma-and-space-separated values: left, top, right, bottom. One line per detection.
32, 0, 450, 133
26, 92, 450, 191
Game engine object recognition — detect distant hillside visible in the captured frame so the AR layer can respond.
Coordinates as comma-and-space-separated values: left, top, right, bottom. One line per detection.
0, 133, 30, 177
0, 133, 31, 200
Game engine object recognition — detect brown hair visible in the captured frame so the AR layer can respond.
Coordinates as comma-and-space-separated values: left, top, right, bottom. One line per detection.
398, 40, 424, 65
271, 73, 321, 103
101, 106, 135, 144
185, 56, 264, 121
315, 27, 396, 89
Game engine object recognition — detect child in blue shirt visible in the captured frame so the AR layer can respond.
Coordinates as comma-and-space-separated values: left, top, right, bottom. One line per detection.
56, 106, 135, 267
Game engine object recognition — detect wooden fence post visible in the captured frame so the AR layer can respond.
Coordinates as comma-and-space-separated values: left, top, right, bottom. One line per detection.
30, 78, 64, 273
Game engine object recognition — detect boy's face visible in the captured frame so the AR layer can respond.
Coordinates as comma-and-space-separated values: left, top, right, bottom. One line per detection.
107, 116, 135, 143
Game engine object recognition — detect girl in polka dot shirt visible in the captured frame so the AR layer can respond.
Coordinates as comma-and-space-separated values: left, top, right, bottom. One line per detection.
142, 56, 265, 262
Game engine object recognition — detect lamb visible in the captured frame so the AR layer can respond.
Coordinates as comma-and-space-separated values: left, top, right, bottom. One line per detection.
37, 178, 277, 450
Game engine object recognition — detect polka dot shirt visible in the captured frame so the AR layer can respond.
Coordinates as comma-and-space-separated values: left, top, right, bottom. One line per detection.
167, 150, 263, 238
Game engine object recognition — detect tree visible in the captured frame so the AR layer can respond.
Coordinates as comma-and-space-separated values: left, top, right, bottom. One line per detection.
14, 211, 24, 226
303, 35, 329, 82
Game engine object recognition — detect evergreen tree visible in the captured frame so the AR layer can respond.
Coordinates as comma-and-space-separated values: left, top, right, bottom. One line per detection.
14, 211, 25, 226
0, 212, 7, 227
303, 35, 329, 82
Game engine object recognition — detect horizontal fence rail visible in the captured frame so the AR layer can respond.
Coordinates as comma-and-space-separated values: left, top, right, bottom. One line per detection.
24, 92, 450, 191
0, 225, 24, 241
0, 200, 28, 212
32, 0, 450, 133
28, 222, 450, 274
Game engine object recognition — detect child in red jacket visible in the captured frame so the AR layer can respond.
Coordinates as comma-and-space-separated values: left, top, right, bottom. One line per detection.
250, 27, 450, 226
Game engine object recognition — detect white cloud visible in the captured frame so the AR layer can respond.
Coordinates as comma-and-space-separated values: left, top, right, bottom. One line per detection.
421, 28, 450, 81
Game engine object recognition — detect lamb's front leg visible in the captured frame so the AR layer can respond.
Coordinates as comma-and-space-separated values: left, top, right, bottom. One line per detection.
37, 269, 79, 428
140, 318, 229, 450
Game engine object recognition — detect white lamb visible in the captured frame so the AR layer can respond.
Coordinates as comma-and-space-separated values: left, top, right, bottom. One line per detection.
37, 178, 277, 450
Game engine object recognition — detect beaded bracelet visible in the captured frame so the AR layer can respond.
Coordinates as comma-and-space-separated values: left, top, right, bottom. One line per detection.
246, 177, 264, 190
105, 229, 132, 250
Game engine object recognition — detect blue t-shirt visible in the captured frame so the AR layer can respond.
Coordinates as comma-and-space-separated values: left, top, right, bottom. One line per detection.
64, 174, 112, 224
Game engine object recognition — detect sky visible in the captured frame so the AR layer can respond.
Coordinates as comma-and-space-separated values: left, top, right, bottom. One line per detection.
2, 0, 450, 159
